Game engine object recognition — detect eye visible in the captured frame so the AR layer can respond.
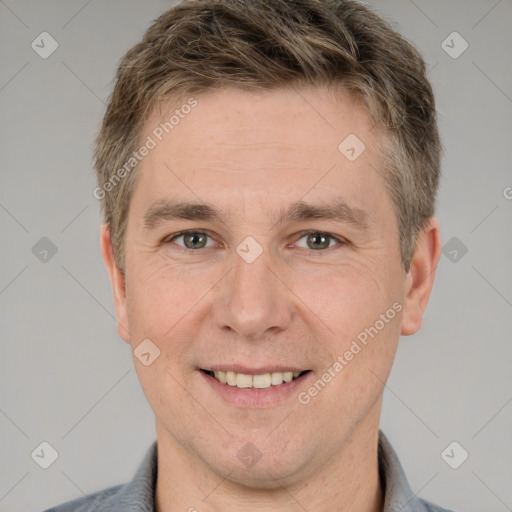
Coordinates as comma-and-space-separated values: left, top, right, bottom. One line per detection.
166, 230, 216, 250
294, 231, 346, 251
164, 230, 346, 252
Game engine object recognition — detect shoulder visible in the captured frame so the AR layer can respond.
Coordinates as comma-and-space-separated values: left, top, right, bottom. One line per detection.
41, 441, 157, 512
416, 497, 455, 512
378, 430, 454, 512
41, 484, 125, 512
41, 440, 157, 512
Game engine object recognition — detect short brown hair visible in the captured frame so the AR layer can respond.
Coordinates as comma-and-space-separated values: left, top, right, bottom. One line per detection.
94, 0, 441, 274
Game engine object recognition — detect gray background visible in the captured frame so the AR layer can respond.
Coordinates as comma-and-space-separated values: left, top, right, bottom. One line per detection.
1, 1, 511, 511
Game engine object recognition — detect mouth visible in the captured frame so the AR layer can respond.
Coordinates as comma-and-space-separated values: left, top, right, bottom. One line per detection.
200, 369, 311, 389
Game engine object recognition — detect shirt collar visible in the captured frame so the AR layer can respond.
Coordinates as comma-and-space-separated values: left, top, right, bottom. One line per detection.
378, 429, 426, 511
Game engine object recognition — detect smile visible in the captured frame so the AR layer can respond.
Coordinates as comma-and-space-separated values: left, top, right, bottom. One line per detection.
201, 369, 310, 389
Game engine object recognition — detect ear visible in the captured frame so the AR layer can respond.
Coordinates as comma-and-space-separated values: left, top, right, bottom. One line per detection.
401, 217, 441, 336
100, 223, 131, 344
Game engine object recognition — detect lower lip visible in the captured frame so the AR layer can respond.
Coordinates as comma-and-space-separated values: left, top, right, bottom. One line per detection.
199, 370, 312, 408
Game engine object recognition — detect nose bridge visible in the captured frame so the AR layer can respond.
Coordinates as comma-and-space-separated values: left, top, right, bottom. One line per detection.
214, 243, 292, 339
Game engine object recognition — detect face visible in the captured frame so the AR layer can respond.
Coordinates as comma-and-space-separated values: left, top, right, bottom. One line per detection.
103, 86, 435, 488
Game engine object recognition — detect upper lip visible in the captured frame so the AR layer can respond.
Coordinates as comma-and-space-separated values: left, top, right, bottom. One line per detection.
201, 365, 309, 374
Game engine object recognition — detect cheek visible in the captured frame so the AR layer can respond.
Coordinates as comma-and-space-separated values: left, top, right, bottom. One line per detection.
316, 265, 402, 397
126, 258, 196, 330
294, 260, 402, 349
294, 261, 404, 414
126, 261, 198, 412
123, 259, 195, 375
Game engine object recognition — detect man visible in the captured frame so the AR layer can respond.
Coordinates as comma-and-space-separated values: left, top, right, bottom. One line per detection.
45, 0, 451, 510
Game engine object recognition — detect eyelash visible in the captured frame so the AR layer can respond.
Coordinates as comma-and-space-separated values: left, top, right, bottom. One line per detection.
164, 230, 348, 254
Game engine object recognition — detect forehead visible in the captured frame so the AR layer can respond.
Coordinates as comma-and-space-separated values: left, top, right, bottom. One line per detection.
132, 86, 391, 227
145, 85, 379, 158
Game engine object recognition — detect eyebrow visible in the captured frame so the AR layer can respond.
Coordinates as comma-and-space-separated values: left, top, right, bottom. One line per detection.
143, 198, 369, 231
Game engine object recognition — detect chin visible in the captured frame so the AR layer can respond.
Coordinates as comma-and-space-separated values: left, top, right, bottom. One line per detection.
202, 436, 313, 489
217, 461, 304, 490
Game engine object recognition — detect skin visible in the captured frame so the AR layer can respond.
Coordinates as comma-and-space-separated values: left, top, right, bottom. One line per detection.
101, 85, 441, 512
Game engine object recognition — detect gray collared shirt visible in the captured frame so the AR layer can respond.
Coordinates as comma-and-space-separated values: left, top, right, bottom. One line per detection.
43, 430, 453, 512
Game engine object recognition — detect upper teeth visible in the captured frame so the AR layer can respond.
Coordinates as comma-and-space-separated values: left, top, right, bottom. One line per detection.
214, 371, 301, 389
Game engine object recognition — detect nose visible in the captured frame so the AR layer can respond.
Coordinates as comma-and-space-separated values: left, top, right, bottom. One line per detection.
212, 247, 293, 341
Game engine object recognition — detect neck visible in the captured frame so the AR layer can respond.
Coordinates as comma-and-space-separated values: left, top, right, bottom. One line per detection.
155, 408, 383, 512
